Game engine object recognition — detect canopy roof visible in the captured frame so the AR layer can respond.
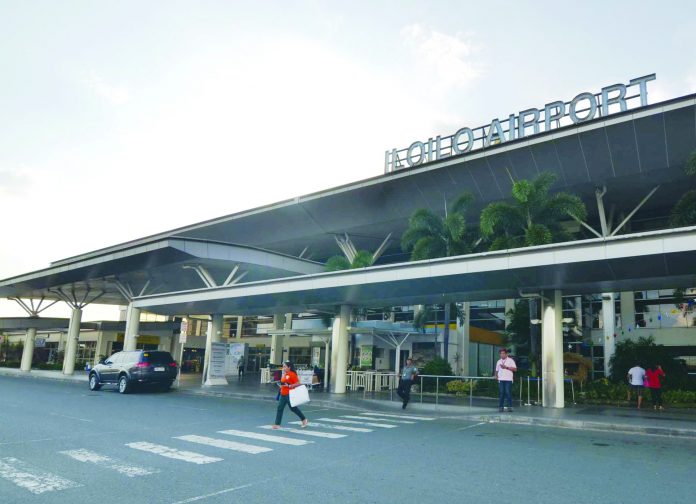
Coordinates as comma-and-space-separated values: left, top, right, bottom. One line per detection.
131, 227, 696, 316
1, 94, 695, 307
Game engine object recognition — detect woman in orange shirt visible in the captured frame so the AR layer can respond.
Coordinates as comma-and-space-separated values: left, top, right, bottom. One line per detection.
272, 360, 309, 429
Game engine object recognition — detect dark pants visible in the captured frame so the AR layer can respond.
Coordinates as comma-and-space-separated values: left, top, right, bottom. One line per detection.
498, 380, 513, 409
397, 379, 412, 403
651, 388, 663, 407
275, 394, 306, 425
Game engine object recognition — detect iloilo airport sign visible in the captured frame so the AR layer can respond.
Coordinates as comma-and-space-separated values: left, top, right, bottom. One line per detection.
384, 74, 656, 173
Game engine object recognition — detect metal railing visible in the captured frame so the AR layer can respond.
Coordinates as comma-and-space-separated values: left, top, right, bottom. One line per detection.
417, 374, 497, 407
518, 376, 576, 405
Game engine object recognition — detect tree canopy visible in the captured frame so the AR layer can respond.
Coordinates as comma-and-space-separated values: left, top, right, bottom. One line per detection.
479, 172, 587, 250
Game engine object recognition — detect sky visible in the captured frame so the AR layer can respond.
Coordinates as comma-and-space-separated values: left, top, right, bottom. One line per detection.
1, 0, 695, 320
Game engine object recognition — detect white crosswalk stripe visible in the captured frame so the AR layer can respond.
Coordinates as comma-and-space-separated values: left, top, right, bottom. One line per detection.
289, 421, 372, 432
316, 417, 397, 428
60, 449, 158, 478
343, 415, 415, 424
360, 412, 436, 421
126, 442, 223, 464
218, 429, 312, 446
258, 425, 347, 439
175, 435, 272, 455
0, 457, 82, 495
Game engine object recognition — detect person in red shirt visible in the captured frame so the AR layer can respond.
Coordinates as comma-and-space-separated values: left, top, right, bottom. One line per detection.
272, 360, 309, 429
645, 364, 666, 410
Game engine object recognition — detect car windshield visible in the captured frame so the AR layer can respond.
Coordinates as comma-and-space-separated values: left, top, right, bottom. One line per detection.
141, 351, 174, 365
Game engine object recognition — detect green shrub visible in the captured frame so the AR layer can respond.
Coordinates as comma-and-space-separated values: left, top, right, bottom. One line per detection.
446, 379, 478, 396
0, 361, 20, 368
608, 336, 692, 389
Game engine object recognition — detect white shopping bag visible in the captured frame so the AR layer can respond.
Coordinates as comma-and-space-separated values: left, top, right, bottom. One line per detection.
289, 384, 310, 407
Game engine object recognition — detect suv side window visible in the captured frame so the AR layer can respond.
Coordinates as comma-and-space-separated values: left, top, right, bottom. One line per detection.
108, 353, 121, 364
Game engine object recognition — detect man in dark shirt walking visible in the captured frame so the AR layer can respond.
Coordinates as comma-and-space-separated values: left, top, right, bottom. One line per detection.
397, 358, 419, 409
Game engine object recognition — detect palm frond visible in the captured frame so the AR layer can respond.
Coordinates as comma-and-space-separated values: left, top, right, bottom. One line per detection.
544, 192, 587, 222
411, 236, 447, 260
489, 235, 521, 251
479, 202, 521, 236
685, 150, 696, 176
448, 191, 475, 216
511, 179, 533, 204
524, 223, 553, 246
325, 255, 351, 272
670, 190, 696, 227
443, 213, 466, 243
351, 250, 374, 268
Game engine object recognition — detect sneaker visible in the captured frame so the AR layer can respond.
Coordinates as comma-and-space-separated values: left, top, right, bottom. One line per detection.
301, 419, 309, 428
271, 425, 280, 430
402, 400, 407, 409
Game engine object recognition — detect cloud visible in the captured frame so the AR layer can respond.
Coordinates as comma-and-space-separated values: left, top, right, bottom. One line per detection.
401, 23, 483, 90
85, 72, 131, 105
0, 169, 31, 195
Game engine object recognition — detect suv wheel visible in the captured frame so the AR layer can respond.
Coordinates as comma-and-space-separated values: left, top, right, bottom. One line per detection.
118, 375, 131, 394
89, 373, 101, 391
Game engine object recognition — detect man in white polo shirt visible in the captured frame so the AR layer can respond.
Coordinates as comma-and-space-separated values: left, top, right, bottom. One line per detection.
627, 362, 646, 409
495, 348, 517, 412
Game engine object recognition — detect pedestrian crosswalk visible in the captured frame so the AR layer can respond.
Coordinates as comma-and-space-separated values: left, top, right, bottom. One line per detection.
1, 411, 437, 496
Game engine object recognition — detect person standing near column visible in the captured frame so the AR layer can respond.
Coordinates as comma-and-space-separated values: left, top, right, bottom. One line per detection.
272, 360, 308, 429
397, 358, 419, 409
495, 348, 517, 412
627, 362, 646, 409
645, 364, 665, 410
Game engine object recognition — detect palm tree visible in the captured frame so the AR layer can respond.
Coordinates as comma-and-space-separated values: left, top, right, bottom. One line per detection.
325, 250, 375, 271
479, 172, 587, 250
669, 150, 696, 227
401, 191, 478, 361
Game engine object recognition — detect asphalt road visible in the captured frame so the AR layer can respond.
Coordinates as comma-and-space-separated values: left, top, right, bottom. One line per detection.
0, 375, 693, 504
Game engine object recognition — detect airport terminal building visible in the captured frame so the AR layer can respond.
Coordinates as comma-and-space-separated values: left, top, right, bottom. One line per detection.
2, 73, 696, 407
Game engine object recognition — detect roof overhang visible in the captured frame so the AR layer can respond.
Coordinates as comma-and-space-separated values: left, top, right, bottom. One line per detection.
0, 238, 324, 304
131, 226, 696, 316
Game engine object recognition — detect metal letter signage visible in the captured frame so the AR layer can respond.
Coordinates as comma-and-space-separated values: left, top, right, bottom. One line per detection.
384, 74, 656, 173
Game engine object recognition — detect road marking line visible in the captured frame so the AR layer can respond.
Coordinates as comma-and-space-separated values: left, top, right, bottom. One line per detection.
316, 417, 397, 428
218, 429, 311, 446
0, 457, 82, 494
258, 425, 347, 438
126, 442, 223, 464
345, 415, 415, 424
60, 449, 158, 478
175, 435, 272, 455
171, 483, 253, 504
289, 421, 372, 432
456, 422, 486, 431
360, 412, 436, 421
49, 412, 93, 422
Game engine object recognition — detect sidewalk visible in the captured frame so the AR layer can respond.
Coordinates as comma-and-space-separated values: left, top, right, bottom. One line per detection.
3, 367, 696, 439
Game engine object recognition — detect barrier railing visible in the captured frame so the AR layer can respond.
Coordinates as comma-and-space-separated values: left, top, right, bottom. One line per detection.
518, 376, 576, 405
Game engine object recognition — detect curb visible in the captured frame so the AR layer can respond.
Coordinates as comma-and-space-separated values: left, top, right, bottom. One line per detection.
469, 414, 696, 439
0, 369, 88, 384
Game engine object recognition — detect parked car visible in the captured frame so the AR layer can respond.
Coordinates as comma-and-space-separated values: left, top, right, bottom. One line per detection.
89, 350, 178, 394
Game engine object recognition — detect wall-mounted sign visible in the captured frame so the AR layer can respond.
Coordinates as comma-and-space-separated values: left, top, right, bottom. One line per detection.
35, 338, 46, 348
384, 74, 656, 173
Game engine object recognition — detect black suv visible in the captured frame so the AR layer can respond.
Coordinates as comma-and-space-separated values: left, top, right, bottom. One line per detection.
89, 350, 178, 394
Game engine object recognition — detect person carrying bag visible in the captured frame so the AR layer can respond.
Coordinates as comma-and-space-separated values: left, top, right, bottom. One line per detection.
272, 360, 309, 429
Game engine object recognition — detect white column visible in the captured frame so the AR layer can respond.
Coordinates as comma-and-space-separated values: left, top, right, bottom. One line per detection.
236, 316, 243, 339
285, 313, 293, 330
457, 302, 471, 375
202, 314, 223, 385
63, 308, 82, 375
20, 327, 37, 372
270, 314, 284, 365
94, 331, 109, 366
620, 291, 635, 332
123, 303, 141, 351
331, 305, 351, 394
542, 290, 564, 408
602, 293, 616, 376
